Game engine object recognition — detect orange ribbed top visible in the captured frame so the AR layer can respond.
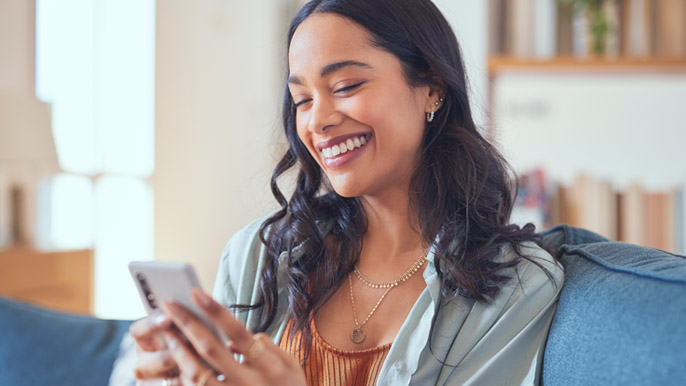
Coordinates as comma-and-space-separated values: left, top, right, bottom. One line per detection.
279, 318, 391, 386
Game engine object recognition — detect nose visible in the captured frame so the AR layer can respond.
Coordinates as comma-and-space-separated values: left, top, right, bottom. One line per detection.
308, 96, 342, 134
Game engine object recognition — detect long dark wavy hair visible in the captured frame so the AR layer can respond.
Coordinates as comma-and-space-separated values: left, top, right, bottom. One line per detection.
233, 0, 554, 363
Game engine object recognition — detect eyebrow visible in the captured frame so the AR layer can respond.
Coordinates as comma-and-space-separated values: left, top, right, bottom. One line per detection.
287, 60, 373, 85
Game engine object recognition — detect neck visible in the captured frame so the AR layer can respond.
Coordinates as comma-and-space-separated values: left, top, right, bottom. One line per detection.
359, 185, 424, 266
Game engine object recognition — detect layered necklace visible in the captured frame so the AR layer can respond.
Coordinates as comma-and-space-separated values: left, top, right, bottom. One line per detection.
348, 253, 427, 344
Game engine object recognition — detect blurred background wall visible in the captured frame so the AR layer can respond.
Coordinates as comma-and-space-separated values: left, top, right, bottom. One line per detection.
0, 0, 684, 319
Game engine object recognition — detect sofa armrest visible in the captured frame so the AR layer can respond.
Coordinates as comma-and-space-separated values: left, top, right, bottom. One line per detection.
542, 226, 686, 385
0, 296, 132, 386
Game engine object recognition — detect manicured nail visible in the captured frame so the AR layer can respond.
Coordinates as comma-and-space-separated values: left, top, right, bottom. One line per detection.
163, 331, 177, 348
163, 300, 180, 315
192, 289, 213, 308
153, 312, 168, 327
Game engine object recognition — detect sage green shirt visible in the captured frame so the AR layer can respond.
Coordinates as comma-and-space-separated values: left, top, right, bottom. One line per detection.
212, 217, 564, 386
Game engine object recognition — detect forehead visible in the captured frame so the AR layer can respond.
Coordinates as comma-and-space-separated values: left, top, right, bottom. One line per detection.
288, 13, 377, 74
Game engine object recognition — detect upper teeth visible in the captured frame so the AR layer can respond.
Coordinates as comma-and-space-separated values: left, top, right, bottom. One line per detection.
321, 135, 367, 158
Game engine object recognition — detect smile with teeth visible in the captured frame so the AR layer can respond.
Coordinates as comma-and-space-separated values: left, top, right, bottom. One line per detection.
321, 135, 369, 159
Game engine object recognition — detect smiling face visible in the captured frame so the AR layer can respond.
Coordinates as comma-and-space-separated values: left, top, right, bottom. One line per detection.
288, 13, 437, 199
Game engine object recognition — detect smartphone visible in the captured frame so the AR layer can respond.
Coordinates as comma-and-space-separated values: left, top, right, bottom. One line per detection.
128, 261, 230, 346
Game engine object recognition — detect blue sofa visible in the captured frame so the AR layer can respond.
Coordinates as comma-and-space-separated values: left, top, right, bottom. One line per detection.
1, 225, 685, 385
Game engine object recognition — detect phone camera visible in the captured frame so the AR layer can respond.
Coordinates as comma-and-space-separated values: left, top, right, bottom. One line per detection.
136, 272, 158, 309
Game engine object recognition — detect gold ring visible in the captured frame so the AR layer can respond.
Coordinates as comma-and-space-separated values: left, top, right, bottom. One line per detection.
244, 336, 266, 363
196, 368, 214, 386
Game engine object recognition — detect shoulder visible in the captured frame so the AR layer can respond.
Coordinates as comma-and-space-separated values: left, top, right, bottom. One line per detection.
430, 243, 565, 385
499, 240, 565, 310
211, 214, 273, 306
221, 216, 269, 261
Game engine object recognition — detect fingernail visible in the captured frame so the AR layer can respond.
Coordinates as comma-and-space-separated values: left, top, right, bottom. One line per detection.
192, 289, 212, 308
153, 312, 168, 327
163, 331, 177, 348
163, 300, 180, 315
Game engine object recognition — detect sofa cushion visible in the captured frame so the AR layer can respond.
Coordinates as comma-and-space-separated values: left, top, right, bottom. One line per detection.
541, 225, 686, 385
0, 297, 131, 386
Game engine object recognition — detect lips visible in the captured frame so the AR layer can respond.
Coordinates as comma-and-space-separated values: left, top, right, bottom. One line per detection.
320, 134, 369, 158
316, 133, 372, 169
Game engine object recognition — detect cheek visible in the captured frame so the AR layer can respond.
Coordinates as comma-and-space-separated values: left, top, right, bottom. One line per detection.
295, 111, 308, 141
337, 90, 388, 131
295, 116, 321, 161
363, 89, 425, 145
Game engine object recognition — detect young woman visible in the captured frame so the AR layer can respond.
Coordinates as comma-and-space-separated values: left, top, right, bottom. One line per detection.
130, 0, 564, 385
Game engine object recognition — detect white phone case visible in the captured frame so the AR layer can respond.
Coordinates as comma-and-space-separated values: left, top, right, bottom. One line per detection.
128, 261, 230, 345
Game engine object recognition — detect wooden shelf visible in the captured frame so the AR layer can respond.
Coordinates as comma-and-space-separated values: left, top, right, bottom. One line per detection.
489, 56, 686, 75
0, 246, 94, 315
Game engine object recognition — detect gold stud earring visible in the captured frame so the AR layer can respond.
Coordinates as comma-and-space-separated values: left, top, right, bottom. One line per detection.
427, 98, 444, 123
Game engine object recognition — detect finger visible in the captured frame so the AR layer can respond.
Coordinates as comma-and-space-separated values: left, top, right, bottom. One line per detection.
256, 333, 303, 372
164, 329, 251, 386
162, 300, 242, 377
190, 289, 256, 353
133, 349, 178, 380
244, 333, 301, 377
188, 292, 305, 385
130, 312, 173, 351
136, 378, 181, 386
163, 329, 211, 385
239, 334, 306, 386
242, 333, 280, 372
203, 373, 232, 386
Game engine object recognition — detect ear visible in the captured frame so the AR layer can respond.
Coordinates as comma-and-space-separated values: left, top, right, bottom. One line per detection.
424, 87, 445, 113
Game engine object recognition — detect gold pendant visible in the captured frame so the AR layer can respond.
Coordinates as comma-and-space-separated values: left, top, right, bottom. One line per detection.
351, 328, 366, 344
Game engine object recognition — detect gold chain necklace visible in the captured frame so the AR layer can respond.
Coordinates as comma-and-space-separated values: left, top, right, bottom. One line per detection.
353, 254, 427, 289
348, 254, 427, 344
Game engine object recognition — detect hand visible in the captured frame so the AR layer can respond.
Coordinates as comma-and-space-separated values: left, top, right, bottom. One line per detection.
160, 289, 306, 386
129, 310, 180, 384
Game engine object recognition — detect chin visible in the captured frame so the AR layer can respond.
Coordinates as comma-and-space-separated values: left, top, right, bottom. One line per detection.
329, 185, 362, 198
326, 176, 367, 198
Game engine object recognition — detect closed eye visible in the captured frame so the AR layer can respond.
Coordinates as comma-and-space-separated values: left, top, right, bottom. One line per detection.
334, 82, 364, 94
294, 98, 311, 108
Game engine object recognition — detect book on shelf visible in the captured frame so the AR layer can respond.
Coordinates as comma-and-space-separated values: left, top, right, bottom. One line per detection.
556, 0, 574, 55
512, 168, 550, 231
653, 0, 686, 58
644, 190, 678, 253
534, 0, 558, 58
618, 184, 645, 246
571, 2, 590, 56
493, 0, 558, 58
490, 0, 686, 60
489, 0, 507, 55
558, 174, 618, 240
623, 0, 653, 57
603, 0, 621, 57
513, 169, 685, 255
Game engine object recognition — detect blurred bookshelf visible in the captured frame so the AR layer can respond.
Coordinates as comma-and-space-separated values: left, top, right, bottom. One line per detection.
489, 0, 686, 254
488, 0, 686, 73
513, 170, 685, 255
489, 56, 686, 74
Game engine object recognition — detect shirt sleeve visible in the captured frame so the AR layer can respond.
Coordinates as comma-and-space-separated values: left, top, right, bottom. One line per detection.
211, 216, 268, 308
437, 243, 565, 386
212, 236, 238, 306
